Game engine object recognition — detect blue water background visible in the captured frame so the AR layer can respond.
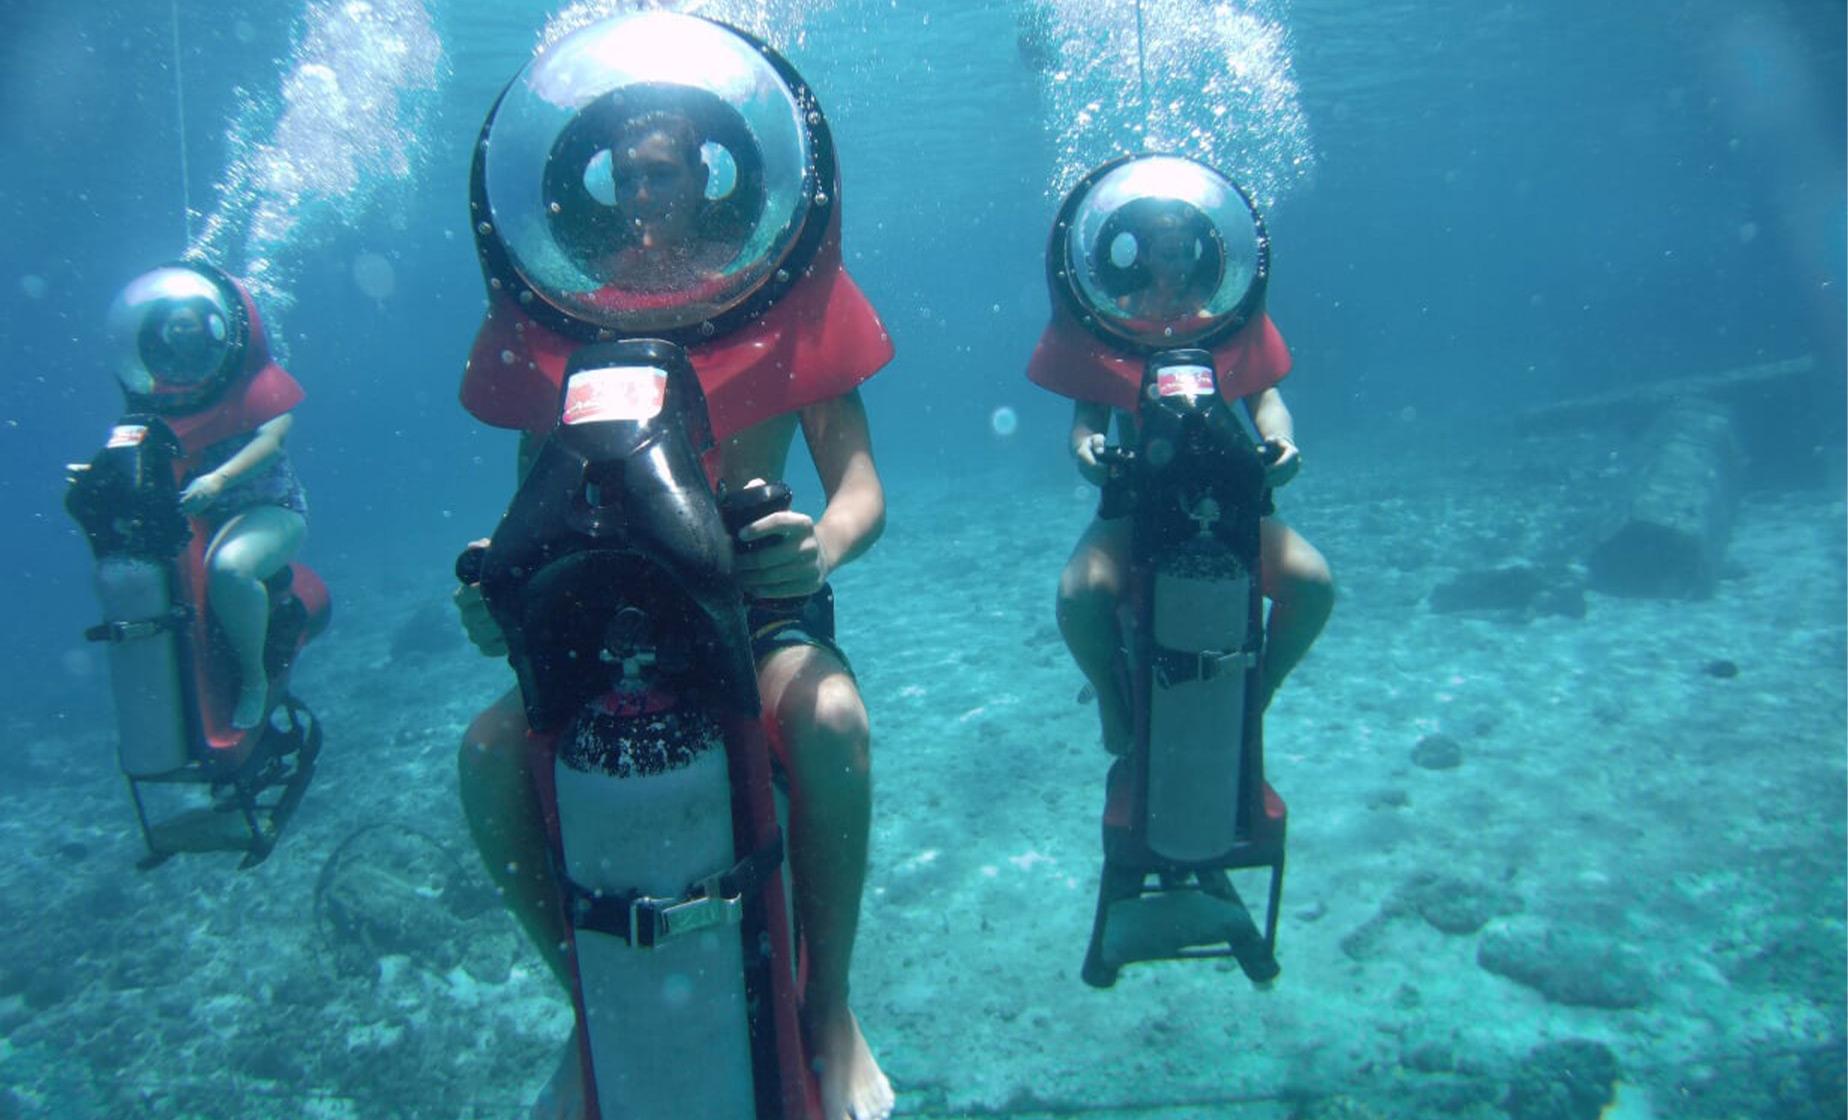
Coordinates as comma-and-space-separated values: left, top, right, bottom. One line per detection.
0, 0, 1841, 728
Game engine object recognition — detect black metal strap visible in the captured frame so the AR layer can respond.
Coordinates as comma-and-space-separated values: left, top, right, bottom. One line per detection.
85, 604, 192, 643
564, 827, 785, 949
1152, 642, 1257, 688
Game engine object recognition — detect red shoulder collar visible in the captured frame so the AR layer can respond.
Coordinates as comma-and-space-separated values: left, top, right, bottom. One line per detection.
1026, 309, 1291, 412
461, 207, 893, 443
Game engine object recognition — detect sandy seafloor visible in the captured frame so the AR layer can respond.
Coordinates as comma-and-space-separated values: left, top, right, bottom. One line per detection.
1, 416, 1842, 1120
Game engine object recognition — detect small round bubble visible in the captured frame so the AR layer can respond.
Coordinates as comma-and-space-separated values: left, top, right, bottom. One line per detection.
990, 406, 1019, 437
60, 648, 92, 678
661, 973, 694, 1008
352, 251, 395, 300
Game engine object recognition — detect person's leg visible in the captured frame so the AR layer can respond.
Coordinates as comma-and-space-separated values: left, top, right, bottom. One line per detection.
203, 506, 306, 728
756, 644, 892, 1120
457, 688, 568, 985
1055, 516, 1132, 752
1257, 517, 1335, 710
457, 689, 582, 1120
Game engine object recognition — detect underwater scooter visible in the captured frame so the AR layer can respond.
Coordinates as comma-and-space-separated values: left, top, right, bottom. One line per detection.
1080, 347, 1288, 989
458, 339, 819, 1120
66, 416, 328, 869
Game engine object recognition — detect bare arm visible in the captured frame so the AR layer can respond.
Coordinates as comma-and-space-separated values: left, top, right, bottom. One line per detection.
1243, 387, 1294, 445
732, 389, 882, 599
1070, 400, 1112, 486
179, 413, 293, 512
452, 430, 538, 658
214, 413, 293, 483
799, 388, 885, 574
1243, 386, 1302, 487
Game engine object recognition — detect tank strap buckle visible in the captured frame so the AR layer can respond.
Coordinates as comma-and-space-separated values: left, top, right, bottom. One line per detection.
84, 605, 193, 643
1153, 645, 1257, 689
630, 874, 744, 947
564, 829, 785, 948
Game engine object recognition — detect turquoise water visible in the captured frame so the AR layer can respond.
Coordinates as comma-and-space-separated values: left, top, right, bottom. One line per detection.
0, 2, 1842, 1117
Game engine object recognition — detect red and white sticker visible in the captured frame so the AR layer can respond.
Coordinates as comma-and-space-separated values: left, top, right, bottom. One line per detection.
1156, 364, 1216, 398
562, 365, 668, 425
106, 424, 149, 448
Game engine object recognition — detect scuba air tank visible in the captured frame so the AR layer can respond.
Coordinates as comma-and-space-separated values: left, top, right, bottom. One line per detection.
556, 666, 757, 1114
67, 419, 198, 778
1130, 349, 1270, 864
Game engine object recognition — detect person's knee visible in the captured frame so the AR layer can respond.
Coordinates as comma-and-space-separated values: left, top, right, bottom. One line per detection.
1291, 554, 1337, 618
206, 544, 260, 587
785, 674, 871, 781
1269, 535, 1335, 616
458, 695, 529, 811
1057, 553, 1121, 638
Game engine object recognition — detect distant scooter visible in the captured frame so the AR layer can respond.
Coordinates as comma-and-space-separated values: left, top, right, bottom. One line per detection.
69, 260, 328, 868
67, 416, 328, 868
1081, 347, 1288, 989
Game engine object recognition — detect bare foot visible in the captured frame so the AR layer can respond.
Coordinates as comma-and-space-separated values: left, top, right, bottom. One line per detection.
810, 1005, 893, 1120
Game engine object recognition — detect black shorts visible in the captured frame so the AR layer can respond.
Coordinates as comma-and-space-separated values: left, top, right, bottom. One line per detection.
747, 584, 852, 676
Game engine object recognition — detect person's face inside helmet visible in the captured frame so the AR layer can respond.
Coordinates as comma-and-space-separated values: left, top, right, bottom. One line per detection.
1125, 223, 1209, 321
153, 304, 223, 381
611, 122, 709, 252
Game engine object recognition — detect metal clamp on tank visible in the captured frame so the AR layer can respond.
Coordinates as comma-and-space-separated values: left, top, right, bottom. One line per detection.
1152, 644, 1258, 688
564, 826, 786, 949
84, 604, 193, 644
628, 872, 747, 948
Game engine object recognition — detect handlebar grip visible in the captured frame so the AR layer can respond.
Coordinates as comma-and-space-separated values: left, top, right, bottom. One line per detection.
720, 481, 793, 554
455, 544, 487, 586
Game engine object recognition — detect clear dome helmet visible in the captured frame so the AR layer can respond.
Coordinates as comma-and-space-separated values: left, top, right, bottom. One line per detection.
105, 263, 244, 411
1049, 154, 1269, 352
470, 10, 835, 343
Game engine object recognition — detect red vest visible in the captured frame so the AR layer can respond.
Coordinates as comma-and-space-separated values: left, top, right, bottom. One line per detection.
461, 204, 892, 443
1026, 308, 1291, 413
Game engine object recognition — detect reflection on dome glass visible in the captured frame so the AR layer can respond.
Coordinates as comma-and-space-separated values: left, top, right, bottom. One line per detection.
106, 265, 243, 403
479, 12, 817, 335
1056, 154, 1266, 349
